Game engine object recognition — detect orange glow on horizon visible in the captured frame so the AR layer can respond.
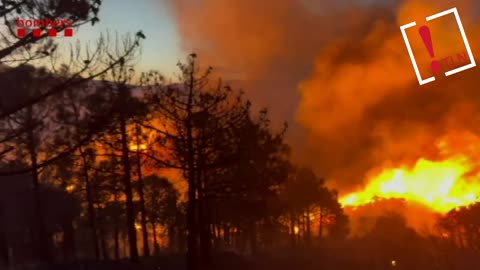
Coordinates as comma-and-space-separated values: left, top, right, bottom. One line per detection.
340, 132, 480, 214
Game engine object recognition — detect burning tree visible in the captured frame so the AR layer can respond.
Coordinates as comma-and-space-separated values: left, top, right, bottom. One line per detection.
142, 175, 181, 255
87, 37, 148, 262
137, 53, 305, 269
281, 167, 348, 247
141, 53, 285, 269
438, 203, 480, 250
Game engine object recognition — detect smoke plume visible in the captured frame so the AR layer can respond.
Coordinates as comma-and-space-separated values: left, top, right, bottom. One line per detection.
166, 0, 480, 193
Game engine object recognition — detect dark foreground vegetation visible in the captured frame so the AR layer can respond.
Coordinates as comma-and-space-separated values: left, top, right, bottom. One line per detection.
1, 1, 480, 270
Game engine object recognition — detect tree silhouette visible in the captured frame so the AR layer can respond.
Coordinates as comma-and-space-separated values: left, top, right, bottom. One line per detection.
0, 1, 145, 122
0, 65, 59, 262
141, 54, 251, 270
143, 175, 180, 255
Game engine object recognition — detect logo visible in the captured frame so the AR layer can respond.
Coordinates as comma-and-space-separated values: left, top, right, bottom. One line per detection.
400, 7, 476, 85
16, 18, 74, 38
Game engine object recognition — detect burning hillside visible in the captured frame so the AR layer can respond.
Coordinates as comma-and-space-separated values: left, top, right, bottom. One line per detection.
340, 130, 480, 214
340, 156, 477, 213
163, 0, 480, 238
336, 130, 480, 236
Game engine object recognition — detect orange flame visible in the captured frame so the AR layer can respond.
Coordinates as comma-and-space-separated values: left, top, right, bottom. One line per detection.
340, 132, 480, 214
129, 143, 148, 151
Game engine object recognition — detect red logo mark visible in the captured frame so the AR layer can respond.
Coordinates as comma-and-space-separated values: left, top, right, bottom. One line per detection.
17, 28, 26, 37
16, 28, 73, 38
418, 26, 442, 73
32, 28, 42, 37
64, 28, 73, 37
48, 29, 57, 37
16, 18, 74, 38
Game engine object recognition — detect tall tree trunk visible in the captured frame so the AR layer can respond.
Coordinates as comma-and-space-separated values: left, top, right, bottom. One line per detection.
113, 192, 120, 260
198, 199, 211, 266
118, 89, 139, 262
198, 171, 212, 267
62, 220, 75, 261
178, 226, 186, 253
224, 225, 230, 247
301, 214, 306, 245
0, 208, 9, 268
186, 59, 198, 270
297, 218, 302, 246
213, 224, 219, 250
290, 213, 296, 248
249, 221, 257, 256
123, 233, 129, 259
27, 123, 52, 263
135, 127, 150, 257
306, 209, 311, 246
168, 226, 176, 250
151, 222, 159, 256
114, 223, 120, 260
99, 225, 109, 260
79, 147, 100, 260
318, 208, 324, 240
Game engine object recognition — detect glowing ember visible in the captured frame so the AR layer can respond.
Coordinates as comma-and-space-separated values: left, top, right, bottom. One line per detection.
340, 147, 480, 214
130, 143, 147, 151
66, 184, 75, 193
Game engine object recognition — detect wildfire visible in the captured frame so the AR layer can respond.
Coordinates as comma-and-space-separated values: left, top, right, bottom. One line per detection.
130, 143, 148, 151
340, 132, 480, 214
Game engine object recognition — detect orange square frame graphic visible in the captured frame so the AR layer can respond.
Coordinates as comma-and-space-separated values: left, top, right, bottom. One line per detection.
400, 7, 476, 85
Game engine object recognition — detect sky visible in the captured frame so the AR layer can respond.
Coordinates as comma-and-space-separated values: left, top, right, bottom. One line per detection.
73, 0, 184, 76
67, 0, 396, 78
